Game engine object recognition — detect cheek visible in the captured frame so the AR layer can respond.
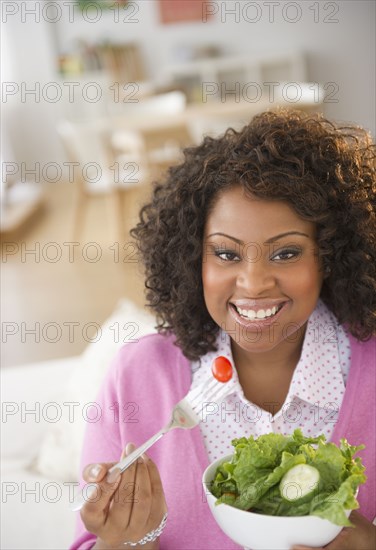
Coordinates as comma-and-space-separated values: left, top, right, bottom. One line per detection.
202, 263, 217, 300
286, 261, 323, 297
202, 263, 231, 302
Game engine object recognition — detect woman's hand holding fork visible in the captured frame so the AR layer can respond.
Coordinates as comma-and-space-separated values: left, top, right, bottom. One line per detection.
80, 443, 168, 550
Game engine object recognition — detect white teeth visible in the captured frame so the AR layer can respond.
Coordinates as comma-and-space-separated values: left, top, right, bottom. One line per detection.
235, 305, 281, 320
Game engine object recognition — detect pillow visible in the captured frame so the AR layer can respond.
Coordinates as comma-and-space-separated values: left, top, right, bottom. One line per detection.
33, 299, 156, 481
1, 358, 78, 464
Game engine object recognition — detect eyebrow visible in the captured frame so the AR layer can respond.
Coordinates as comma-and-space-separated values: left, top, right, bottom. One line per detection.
206, 231, 310, 244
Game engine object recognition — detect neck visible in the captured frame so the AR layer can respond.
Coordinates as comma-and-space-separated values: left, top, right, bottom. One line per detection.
230, 326, 306, 413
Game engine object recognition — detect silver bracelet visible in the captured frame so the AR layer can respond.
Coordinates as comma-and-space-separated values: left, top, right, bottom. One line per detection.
123, 513, 168, 546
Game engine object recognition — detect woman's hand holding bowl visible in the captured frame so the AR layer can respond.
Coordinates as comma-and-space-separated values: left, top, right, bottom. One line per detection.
292, 511, 376, 550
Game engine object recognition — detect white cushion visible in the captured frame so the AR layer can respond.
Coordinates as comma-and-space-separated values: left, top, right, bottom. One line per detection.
33, 299, 156, 481
1, 357, 79, 464
0, 467, 76, 550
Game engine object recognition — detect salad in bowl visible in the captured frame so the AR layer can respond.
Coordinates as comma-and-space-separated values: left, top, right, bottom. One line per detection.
203, 429, 366, 549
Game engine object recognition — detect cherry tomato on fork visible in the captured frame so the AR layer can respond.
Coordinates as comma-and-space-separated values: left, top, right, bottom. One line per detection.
212, 356, 233, 383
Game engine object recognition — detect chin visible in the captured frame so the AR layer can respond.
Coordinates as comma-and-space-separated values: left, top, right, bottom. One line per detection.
232, 336, 285, 354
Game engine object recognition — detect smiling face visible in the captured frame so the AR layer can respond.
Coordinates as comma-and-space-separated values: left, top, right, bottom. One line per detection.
202, 186, 324, 358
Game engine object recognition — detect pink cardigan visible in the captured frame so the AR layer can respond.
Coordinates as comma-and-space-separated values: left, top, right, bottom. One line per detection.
70, 333, 375, 550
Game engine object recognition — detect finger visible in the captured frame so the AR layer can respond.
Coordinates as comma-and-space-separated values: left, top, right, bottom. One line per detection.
124, 455, 153, 530
106, 442, 136, 484
81, 461, 121, 511
145, 454, 168, 518
122, 442, 136, 459
80, 462, 123, 529
83, 463, 108, 483
80, 445, 137, 535
107, 443, 140, 528
83, 468, 121, 507
129, 453, 167, 536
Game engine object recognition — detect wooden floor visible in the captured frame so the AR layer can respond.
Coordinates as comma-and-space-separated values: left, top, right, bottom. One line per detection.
1, 181, 153, 367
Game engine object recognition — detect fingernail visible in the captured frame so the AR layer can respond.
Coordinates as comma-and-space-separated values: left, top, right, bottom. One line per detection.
89, 464, 102, 480
125, 442, 136, 455
85, 484, 98, 501
107, 467, 121, 484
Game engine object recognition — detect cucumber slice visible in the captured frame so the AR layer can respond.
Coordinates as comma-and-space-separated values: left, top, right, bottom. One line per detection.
280, 464, 320, 503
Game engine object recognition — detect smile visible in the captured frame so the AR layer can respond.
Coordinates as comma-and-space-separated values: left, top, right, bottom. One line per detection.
228, 300, 288, 328
233, 304, 282, 320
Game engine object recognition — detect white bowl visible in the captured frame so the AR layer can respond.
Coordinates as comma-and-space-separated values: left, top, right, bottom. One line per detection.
202, 454, 350, 550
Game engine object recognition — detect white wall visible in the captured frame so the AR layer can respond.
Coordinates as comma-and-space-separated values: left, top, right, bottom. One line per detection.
1, 0, 375, 167
53, 0, 375, 130
1, 5, 61, 167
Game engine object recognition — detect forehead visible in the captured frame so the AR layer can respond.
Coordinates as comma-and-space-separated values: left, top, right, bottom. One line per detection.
204, 186, 316, 239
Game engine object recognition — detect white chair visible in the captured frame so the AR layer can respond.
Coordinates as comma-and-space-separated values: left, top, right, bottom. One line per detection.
111, 123, 193, 179
57, 119, 148, 242
110, 91, 193, 179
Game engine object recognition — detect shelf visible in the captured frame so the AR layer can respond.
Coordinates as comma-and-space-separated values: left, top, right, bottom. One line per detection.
163, 51, 307, 103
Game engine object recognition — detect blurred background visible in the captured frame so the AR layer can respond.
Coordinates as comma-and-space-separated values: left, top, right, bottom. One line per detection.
2, 0, 375, 369
1, 0, 375, 368
1, 2, 375, 549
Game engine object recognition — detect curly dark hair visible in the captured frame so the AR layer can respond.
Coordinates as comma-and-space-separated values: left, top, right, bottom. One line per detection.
130, 108, 376, 360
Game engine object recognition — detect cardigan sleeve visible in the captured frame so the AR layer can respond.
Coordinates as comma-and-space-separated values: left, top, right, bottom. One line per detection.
69, 346, 125, 549
331, 336, 376, 522
69, 333, 239, 550
69, 332, 192, 550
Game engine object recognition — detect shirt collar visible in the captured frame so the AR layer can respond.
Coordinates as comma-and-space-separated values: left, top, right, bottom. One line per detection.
288, 300, 346, 406
192, 300, 346, 407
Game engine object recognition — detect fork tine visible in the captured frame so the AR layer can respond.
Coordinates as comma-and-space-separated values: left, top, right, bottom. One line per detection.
186, 377, 216, 404
201, 383, 231, 406
188, 378, 217, 406
189, 378, 234, 412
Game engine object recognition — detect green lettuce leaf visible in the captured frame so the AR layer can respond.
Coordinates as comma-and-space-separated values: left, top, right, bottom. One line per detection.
210, 429, 366, 526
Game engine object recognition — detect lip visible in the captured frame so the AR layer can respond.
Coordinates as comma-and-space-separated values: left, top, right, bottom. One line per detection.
229, 301, 289, 329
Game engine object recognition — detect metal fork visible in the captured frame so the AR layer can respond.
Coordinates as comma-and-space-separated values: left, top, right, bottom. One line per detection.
71, 374, 234, 511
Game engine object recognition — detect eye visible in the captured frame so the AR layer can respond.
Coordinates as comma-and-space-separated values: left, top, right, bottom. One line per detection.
214, 250, 240, 262
271, 248, 301, 261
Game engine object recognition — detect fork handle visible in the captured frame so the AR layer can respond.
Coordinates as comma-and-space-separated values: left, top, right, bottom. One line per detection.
107, 423, 171, 477
70, 423, 172, 511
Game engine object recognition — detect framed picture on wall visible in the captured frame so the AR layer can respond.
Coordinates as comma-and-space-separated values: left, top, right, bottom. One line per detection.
158, 0, 214, 24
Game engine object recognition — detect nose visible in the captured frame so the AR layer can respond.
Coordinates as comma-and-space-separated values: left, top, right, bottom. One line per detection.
236, 257, 275, 296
